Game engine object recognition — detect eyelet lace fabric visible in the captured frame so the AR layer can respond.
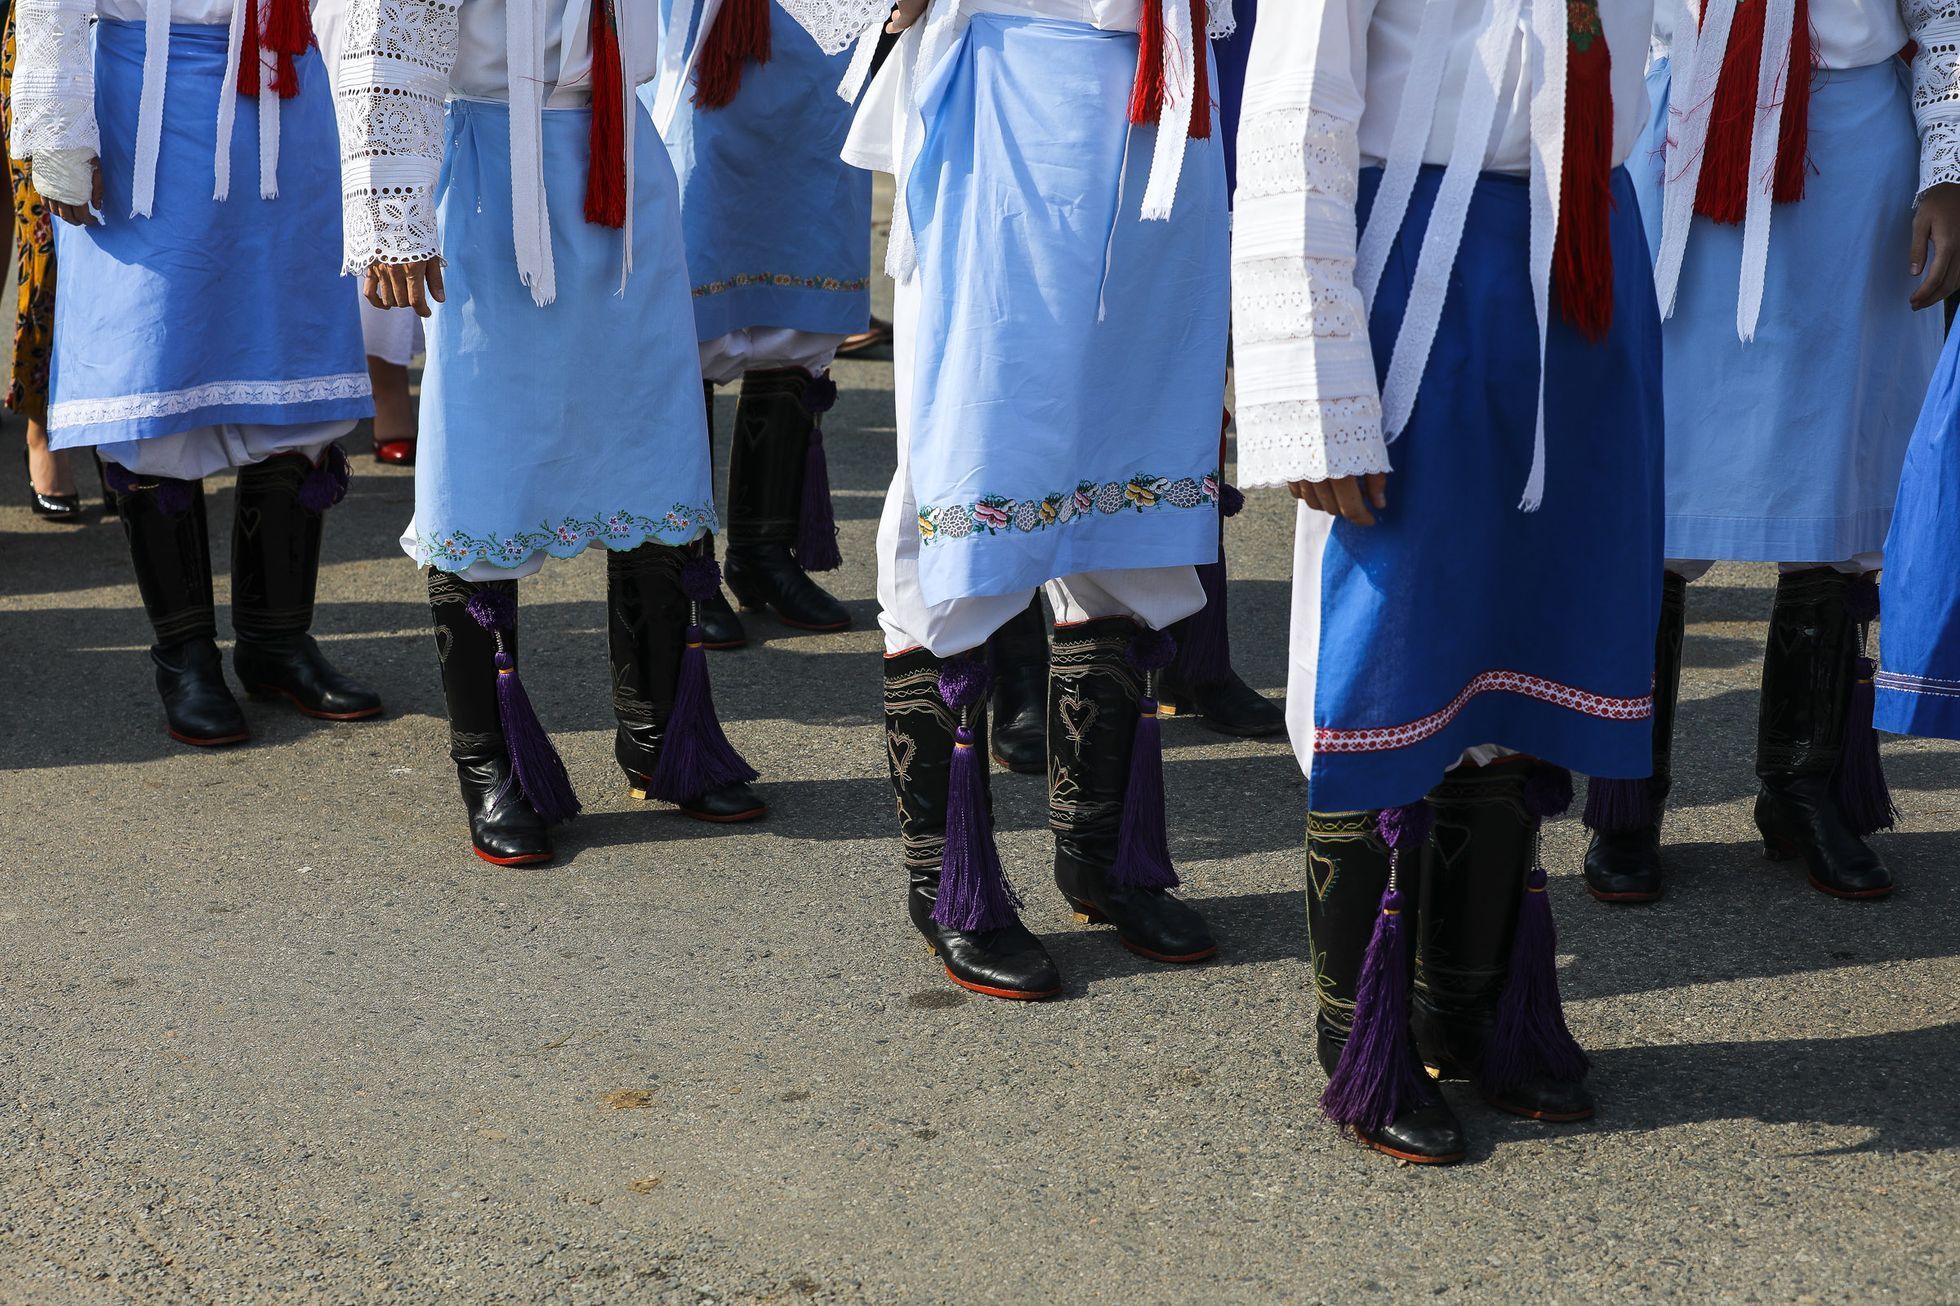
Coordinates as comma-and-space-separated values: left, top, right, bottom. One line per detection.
775, 0, 889, 55
10, 0, 100, 158
1231, 106, 1388, 488
1908, 2, 1960, 193
338, 0, 463, 273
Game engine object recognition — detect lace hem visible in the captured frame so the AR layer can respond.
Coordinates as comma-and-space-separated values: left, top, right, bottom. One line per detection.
338, 0, 462, 272
1234, 254, 1367, 342
415, 504, 721, 572
9, 0, 99, 158
50, 374, 374, 431
776, 0, 889, 56
1235, 398, 1389, 488
1235, 107, 1359, 204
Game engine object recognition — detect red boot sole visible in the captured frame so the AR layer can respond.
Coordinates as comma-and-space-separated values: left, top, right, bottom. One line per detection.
941, 966, 1060, 1002
1070, 903, 1217, 965
1482, 1096, 1596, 1124
1354, 1135, 1465, 1166
168, 728, 249, 748
1807, 876, 1894, 900
624, 784, 768, 824
1586, 886, 1662, 905
246, 684, 384, 721
473, 846, 553, 867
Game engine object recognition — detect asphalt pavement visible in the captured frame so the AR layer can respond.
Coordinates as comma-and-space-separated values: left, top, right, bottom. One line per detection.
2, 251, 1957, 1305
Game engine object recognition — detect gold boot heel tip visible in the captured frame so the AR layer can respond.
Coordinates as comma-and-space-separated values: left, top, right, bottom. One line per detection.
626, 787, 649, 801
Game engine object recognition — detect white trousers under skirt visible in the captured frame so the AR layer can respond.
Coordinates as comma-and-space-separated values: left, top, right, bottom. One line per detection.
699, 329, 848, 385
102, 420, 354, 480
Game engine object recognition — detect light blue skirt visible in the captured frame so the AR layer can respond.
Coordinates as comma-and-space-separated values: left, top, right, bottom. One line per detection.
1633, 58, 1941, 563
1875, 324, 1960, 739
904, 13, 1229, 607
408, 99, 717, 574
48, 20, 370, 448
652, 2, 872, 341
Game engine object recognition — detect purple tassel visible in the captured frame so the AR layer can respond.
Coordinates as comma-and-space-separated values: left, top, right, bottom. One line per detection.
1832, 576, 1896, 837
1483, 767, 1588, 1094
1321, 803, 1437, 1132
1172, 559, 1231, 689
648, 556, 759, 802
1833, 656, 1898, 837
795, 425, 843, 573
1582, 776, 1653, 833
467, 590, 582, 826
298, 445, 351, 513
932, 659, 1022, 932
800, 372, 839, 415
102, 462, 141, 498
104, 464, 197, 516
1111, 628, 1180, 889
1220, 482, 1245, 518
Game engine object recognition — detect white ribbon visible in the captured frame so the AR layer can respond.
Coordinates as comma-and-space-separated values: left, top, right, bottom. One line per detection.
1353, 0, 1453, 304
130, 0, 171, 216
211, 0, 247, 200
1137, 0, 1194, 221
1736, 0, 1795, 341
1653, 0, 1737, 319
1520, 0, 1566, 511
508, 0, 556, 306
616, 0, 636, 292
257, 42, 281, 200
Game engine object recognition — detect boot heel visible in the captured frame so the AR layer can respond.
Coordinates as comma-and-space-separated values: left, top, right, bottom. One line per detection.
1762, 835, 1796, 862
724, 571, 770, 612
1066, 897, 1106, 924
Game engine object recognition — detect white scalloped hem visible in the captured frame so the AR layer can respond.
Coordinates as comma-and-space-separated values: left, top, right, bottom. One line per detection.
411, 505, 722, 574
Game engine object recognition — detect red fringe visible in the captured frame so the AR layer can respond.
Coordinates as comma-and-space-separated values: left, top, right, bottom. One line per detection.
237, 0, 261, 98
585, 0, 626, 228
267, 0, 309, 98
1128, 0, 1211, 139
692, 0, 772, 110
1554, 35, 1615, 341
1694, 0, 1813, 225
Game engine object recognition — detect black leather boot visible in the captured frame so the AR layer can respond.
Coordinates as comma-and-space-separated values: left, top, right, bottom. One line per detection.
1307, 810, 1466, 1164
230, 450, 384, 722
1048, 617, 1215, 963
723, 367, 849, 631
886, 647, 1060, 999
1583, 570, 1686, 903
112, 468, 248, 747
696, 380, 747, 650
1157, 661, 1286, 737
1755, 569, 1892, 899
608, 542, 767, 823
1416, 762, 1595, 1122
986, 595, 1048, 775
428, 571, 551, 866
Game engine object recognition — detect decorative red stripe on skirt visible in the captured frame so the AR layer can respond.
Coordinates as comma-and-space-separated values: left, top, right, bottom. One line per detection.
1315, 670, 1653, 755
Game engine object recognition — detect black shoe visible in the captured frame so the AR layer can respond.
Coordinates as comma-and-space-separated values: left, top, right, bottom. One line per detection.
1047, 617, 1215, 962
24, 450, 84, 520
608, 542, 766, 824
1054, 843, 1215, 962
724, 368, 849, 632
1582, 571, 1686, 905
1157, 666, 1285, 737
152, 638, 249, 747
1755, 570, 1893, 900
1314, 1036, 1466, 1164
697, 580, 748, 650
456, 751, 553, 866
987, 596, 1047, 775
231, 452, 383, 721
909, 869, 1061, 1000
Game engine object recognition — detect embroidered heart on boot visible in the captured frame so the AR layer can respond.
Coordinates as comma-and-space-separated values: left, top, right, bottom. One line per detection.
887, 729, 917, 785
1057, 694, 1098, 746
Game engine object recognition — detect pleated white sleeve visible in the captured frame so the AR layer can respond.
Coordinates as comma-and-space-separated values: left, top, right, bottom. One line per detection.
337, 0, 463, 274
1228, 0, 1386, 490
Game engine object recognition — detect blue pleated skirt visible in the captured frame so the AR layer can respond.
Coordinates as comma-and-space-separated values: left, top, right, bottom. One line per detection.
1300, 167, 1665, 814
1633, 58, 1941, 563
408, 99, 717, 574
652, 3, 873, 341
902, 13, 1229, 607
48, 20, 370, 448
1875, 324, 1960, 739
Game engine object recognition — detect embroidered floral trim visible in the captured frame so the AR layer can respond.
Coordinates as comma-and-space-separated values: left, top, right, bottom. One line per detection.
1874, 669, 1960, 699
693, 271, 872, 298
51, 373, 372, 430
1316, 669, 1652, 755
415, 504, 720, 570
918, 469, 1221, 545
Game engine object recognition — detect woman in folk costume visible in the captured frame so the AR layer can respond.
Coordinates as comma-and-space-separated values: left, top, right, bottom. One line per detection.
779, 0, 1233, 1000
11, 0, 382, 747
312, 0, 423, 466
644, 0, 872, 646
1234, 0, 1664, 1163
1582, 0, 1960, 905
343, 0, 766, 866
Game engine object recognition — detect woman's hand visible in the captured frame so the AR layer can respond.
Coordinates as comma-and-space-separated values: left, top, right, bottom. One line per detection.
1288, 473, 1389, 527
1909, 182, 1960, 311
46, 158, 102, 227
365, 258, 446, 317
886, 0, 928, 33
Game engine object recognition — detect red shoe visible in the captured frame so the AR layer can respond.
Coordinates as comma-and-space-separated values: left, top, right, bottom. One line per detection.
835, 316, 892, 359
373, 434, 417, 466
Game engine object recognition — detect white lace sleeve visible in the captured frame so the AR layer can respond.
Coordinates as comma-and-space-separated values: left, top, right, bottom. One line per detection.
10, 0, 100, 162
1230, 0, 1386, 489
337, 0, 462, 274
1906, 0, 1960, 194
776, 0, 889, 55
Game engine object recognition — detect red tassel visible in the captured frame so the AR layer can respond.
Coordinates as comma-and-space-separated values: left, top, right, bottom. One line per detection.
1695, 0, 1813, 225
692, 0, 772, 110
1554, 9, 1614, 342
237, 0, 261, 98
584, 0, 626, 228
1128, 1, 1210, 139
